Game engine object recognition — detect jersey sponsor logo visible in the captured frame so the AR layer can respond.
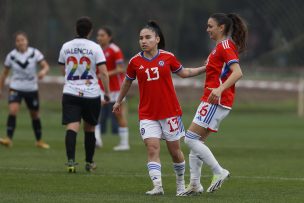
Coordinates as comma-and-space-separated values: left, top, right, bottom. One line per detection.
140, 128, 145, 135
158, 60, 164, 66
139, 65, 144, 70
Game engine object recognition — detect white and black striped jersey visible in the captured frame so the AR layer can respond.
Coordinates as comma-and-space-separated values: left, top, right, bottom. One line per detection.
4, 47, 44, 91
58, 38, 106, 98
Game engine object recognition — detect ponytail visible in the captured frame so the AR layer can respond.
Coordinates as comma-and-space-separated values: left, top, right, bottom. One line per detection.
227, 13, 248, 53
143, 20, 166, 49
210, 13, 248, 53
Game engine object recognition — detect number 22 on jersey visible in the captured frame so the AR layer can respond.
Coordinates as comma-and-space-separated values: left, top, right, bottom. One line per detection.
67, 56, 93, 80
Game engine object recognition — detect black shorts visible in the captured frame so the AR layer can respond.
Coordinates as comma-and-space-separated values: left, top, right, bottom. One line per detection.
8, 89, 39, 111
62, 94, 101, 126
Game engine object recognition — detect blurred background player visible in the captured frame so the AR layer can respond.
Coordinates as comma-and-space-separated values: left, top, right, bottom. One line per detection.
95, 27, 130, 151
0, 31, 50, 149
58, 17, 110, 173
182, 13, 247, 195
113, 21, 205, 196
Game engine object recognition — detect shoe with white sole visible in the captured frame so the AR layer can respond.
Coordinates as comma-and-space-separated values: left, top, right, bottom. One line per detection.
145, 186, 164, 195
113, 144, 130, 151
207, 169, 230, 193
176, 181, 186, 196
178, 183, 203, 196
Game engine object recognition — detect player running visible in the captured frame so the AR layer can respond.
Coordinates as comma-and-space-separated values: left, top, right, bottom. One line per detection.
113, 21, 205, 196
0, 31, 50, 149
181, 13, 248, 195
95, 27, 130, 151
58, 17, 110, 173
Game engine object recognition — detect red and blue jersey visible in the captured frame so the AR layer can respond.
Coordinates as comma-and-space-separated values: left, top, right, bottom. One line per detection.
126, 50, 183, 120
98, 43, 125, 92
202, 39, 239, 109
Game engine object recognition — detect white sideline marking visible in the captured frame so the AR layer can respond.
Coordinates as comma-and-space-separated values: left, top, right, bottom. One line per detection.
0, 166, 303, 182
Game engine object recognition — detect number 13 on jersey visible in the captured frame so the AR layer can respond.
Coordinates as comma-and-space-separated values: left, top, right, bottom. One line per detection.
145, 67, 159, 81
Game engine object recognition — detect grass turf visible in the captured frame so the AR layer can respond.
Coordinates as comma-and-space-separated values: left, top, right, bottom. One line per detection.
0, 99, 303, 203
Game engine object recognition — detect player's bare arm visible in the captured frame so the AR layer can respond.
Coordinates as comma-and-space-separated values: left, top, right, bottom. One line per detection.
208, 63, 243, 104
97, 64, 110, 98
38, 60, 50, 80
107, 63, 125, 77
113, 78, 132, 113
176, 66, 206, 78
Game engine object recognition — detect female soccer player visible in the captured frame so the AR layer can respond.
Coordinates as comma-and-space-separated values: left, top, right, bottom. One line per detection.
0, 31, 50, 149
113, 21, 205, 195
58, 17, 110, 172
95, 27, 130, 151
182, 13, 247, 195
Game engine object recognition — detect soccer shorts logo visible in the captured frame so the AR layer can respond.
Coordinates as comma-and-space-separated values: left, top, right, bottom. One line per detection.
140, 128, 145, 135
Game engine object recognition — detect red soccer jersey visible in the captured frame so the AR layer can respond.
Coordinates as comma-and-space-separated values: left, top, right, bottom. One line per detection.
98, 43, 125, 91
201, 39, 239, 109
126, 50, 183, 120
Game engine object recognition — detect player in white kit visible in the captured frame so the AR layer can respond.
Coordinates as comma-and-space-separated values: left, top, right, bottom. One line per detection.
0, 31, 50, 149
58, 17, 110, 172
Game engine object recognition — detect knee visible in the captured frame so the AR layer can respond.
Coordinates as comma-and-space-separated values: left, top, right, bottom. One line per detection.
170, 149, 184, 162
146, 144, 160, 158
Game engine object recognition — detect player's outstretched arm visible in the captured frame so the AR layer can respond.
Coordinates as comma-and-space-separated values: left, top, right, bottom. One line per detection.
0, 67, 10, 97
176, 66, 206, 78
113, 78, 132, 113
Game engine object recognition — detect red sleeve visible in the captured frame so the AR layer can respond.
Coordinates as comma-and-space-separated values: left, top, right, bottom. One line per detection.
114, 49, 124, 64
170, 55, 183, 73
126, 60, 136, 80
220, 43, 239, 66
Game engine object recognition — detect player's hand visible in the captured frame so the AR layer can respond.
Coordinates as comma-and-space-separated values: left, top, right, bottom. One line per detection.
104, 94, 110, 103
38, 71, 46, 80
207, 87, 223, 104
112, 102, 121, 113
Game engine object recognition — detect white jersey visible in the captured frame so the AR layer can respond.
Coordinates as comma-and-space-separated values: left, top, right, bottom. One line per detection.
58, 38, 106, 98
4, 47, 44, 92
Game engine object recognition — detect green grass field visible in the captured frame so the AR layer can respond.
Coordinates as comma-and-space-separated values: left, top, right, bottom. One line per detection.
0, 98, 303, 203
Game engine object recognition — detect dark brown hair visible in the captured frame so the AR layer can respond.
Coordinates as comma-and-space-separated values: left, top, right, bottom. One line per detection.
210, 13, 248, 53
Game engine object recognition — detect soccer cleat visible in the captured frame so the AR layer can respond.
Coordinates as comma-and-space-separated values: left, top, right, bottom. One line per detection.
176, 181, 186, 196
85, 162, 97, 172
145, 186, 164, 195
35, 140, 50, 149
113, 144, 130, 151
178, 183, 204, 196
207, 169, 230, 193
65, 160, 78, 173
0, 137, 13, 147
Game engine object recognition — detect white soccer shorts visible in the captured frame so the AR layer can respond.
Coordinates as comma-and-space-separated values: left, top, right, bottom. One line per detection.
192, 102, 230, 132
139, 116, 185, 141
